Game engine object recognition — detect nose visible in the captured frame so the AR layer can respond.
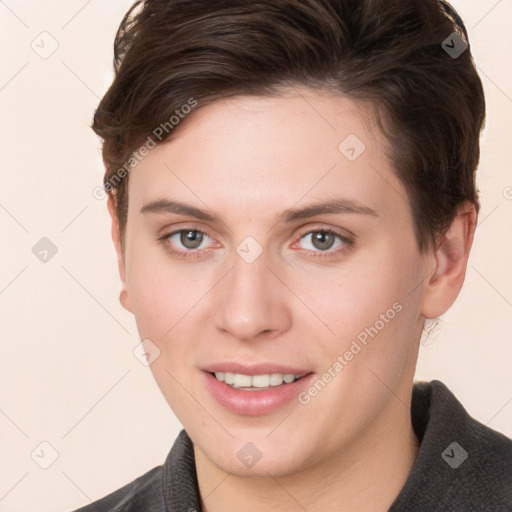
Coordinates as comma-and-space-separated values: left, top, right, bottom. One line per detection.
213, 247, 292, 342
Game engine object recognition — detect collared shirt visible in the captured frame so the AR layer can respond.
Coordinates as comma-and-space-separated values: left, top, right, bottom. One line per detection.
72, 380, 512, 511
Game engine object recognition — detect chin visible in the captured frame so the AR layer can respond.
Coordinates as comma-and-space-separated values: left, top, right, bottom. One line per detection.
201, 433, 314, 478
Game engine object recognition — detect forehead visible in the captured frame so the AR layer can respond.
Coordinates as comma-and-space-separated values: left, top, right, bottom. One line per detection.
127, 89, 408, 226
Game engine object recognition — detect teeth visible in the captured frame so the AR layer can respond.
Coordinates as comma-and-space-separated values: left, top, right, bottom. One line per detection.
213, 371, 306, 388
233, 374, 252, 387
252, 374, 270, 387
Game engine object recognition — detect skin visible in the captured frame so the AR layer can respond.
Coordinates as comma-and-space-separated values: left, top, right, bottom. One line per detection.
108, 87, 476, 512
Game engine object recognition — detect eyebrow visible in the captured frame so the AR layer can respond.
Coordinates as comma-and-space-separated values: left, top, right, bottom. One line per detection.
140, 197, 378, 223
280, 198, 378, 222
140, 199, 220, 222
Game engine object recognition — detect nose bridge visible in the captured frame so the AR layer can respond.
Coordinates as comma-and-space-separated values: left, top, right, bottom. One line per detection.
231, 245, 269, 300
213, 241, 290, 340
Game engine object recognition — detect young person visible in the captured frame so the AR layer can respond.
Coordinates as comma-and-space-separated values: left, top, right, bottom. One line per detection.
75, 0, 512, 510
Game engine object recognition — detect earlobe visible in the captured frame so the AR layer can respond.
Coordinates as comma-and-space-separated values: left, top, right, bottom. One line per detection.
107, 193, 133, 313
421, 202, 477, 319
119, 288, 132, 313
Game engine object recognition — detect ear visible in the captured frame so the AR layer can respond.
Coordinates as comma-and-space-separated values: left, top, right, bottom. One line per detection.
421, 201, 478, 319
107, 193, 133, 313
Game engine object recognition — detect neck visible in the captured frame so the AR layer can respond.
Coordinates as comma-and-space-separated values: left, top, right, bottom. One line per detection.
194, 394, 420, 512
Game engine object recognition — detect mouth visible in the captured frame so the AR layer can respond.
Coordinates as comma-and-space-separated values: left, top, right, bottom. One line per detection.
202, 368, 315, 416
209, 371, 309, 390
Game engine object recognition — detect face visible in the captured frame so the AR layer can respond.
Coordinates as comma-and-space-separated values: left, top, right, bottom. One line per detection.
117, 88, 432, 477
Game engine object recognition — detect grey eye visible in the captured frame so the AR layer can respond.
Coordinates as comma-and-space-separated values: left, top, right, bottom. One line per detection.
300, 231, 344, 252
166, 230, 210, 250
180, 230, 204, 249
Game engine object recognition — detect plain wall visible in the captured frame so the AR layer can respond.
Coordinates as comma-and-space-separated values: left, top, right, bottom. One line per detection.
0, 1, 511, 511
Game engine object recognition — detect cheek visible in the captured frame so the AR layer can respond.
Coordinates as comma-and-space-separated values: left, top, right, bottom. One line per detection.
125, 252, 210, 412
289, 253, 423, 426
125, 231, 211, 338
289, 244, 423, 364
127, 262, 173, 339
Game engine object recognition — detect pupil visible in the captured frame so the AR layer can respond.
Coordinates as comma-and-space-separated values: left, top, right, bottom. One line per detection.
313, 231, 334, 251
181, 230, 203, 249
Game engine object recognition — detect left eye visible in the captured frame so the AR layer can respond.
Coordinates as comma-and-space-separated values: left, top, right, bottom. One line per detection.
298, 230, 347, 252
164, 229, 212, 251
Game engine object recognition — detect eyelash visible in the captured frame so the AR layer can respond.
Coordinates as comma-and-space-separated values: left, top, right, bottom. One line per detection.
157, 227, 354, 260
294, 228, 353, 259
158, 229, 214, 260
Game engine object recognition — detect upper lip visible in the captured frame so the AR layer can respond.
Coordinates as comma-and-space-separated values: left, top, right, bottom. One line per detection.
202, 362, 312, 376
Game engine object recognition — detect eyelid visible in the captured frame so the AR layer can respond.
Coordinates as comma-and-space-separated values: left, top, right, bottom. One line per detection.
158, 227, 215, 260
292, 226, 354, 258
295, 223, 355, 242
158, 223, 354, 258
157, 221, 213, 237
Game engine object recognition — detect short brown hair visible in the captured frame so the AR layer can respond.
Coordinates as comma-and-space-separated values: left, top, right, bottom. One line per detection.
93, 0, 485, 253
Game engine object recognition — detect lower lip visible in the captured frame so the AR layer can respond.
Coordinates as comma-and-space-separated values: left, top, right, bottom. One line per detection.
203, 371, 315, 416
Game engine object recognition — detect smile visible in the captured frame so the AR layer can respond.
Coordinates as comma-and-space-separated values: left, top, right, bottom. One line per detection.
203, 370, 315, 416
212, 371, 307, 390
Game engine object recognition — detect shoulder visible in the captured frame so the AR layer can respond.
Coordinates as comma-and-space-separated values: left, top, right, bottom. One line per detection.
71, 465, 165, 512
391, 380, 512, 511
69, 430, 199, 512
415, 379, 512, 464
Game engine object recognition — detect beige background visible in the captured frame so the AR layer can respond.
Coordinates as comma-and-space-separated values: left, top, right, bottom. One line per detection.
0, 1, 511, 511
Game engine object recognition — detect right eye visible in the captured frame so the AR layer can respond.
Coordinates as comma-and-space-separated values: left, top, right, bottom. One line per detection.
158, 228, 217, 258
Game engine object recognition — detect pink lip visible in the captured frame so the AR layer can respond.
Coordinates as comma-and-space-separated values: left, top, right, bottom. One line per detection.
202, 362, 311, 376
202, 370, 315, 416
